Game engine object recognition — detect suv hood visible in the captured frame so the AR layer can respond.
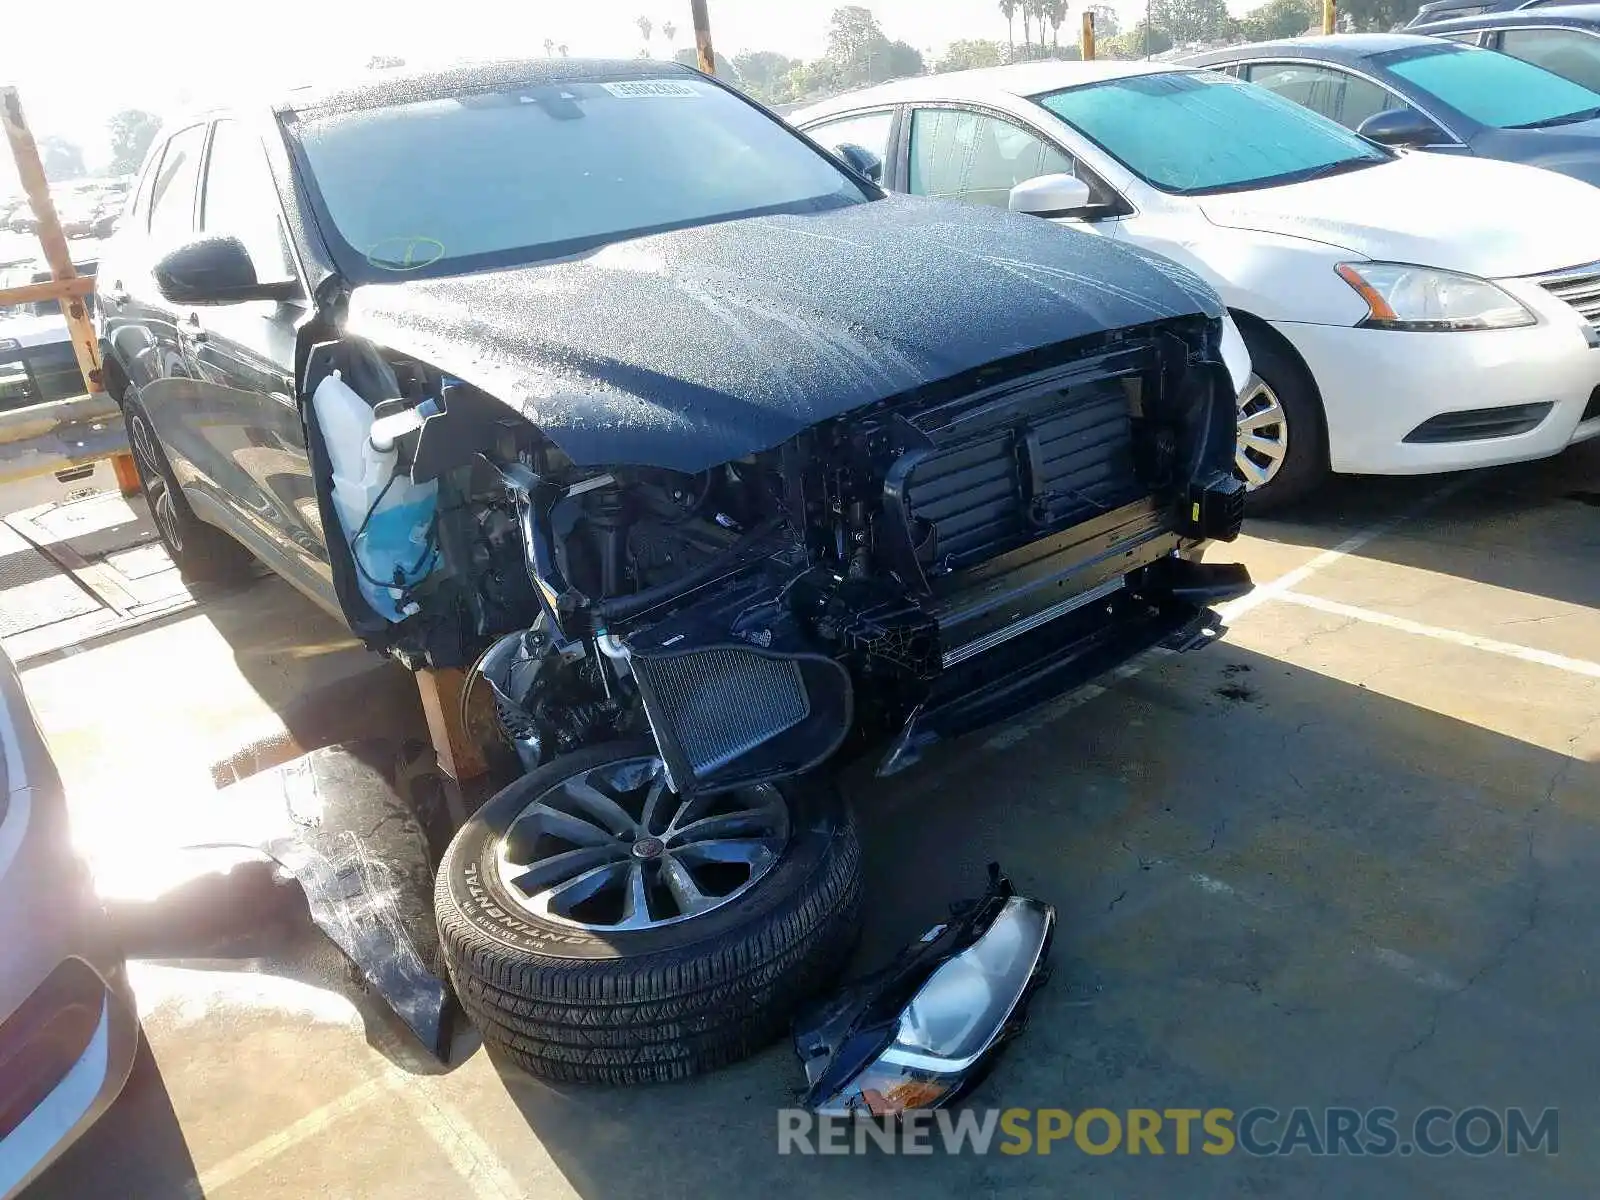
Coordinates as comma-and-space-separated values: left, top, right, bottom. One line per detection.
1198, 151, 1600, 278
345, 195, 1219, 473
1482, 119, 1600, 188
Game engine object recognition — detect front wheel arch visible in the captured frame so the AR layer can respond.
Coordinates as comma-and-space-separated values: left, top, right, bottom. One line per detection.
1227, 309, 1331, 511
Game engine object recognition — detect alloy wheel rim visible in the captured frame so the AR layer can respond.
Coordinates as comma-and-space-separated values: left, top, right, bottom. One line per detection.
494, 755, 790, 931
129, 414, 183, 552
1235, 375, 1289, 490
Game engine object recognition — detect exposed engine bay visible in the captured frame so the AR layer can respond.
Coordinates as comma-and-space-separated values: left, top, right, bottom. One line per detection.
303, 317, 1251, 793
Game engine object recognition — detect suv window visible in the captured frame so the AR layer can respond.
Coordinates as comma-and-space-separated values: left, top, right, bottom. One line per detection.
907, 108, 1076, 208
147, 124, 206, 240
805, 110, 896, 168
1498, 27, 1600, 90
202, 120, 295, 280
1244, 63, 1420, 132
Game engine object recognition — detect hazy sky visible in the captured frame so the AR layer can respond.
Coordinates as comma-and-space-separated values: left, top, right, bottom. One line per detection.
1, 0, 1174, 174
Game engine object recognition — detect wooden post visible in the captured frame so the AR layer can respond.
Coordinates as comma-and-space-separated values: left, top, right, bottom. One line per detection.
690, 0, 717, 76
111, 452, 142, 496
1081, 11, 1097, 60
1323, 0, 1336, 33
0, 88, 102, 398
415, 667, 488, 782
0, 87, 136, 493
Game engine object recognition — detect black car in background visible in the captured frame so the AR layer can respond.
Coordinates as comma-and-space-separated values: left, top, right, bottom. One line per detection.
1187, 34, 1600, 185
1406, 0, 1598, 26
95, 58, 1249, 1086
1416, 3, 1600, 89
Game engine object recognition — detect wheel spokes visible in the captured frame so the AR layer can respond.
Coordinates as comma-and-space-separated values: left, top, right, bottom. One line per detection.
1237, 406, 1281, 435
508, 844, 626, 894
673, 837, 782, 871
1236, 451, 1272, 488
514, 801, 618, 850
562, 777, 640, 837
619, 862, 653, 928
666, 790, 787, 845
660, 854, 713, 917
494, 757, 790, 931
531, 859, 629, 918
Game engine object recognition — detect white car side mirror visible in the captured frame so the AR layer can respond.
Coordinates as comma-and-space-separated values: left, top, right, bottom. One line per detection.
1008, 173, 1094, 218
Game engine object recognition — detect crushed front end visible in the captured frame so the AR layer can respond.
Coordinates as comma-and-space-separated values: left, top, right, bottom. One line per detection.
453, 314, 1251, 792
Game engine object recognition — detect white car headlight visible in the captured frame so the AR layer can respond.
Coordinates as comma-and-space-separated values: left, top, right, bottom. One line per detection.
1335, 262, 1535, 332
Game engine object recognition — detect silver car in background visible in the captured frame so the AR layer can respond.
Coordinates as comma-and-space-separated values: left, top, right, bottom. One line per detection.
0, 648, 138, 1198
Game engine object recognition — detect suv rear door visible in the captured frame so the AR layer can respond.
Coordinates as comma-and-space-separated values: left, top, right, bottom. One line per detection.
103, 123, 208, 480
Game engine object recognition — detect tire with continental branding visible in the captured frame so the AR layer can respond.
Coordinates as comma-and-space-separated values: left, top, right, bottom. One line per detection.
433, 739, 862, 1083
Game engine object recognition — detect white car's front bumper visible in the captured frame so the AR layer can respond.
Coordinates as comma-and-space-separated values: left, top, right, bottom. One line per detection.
1272, 279, 1600, 476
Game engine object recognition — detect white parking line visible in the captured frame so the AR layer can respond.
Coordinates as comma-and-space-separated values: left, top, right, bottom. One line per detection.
1218, 478, 1467, 623
1276, 590, 1600, 679
183, 1079, 386, 1198
384, 1073, 528, 1200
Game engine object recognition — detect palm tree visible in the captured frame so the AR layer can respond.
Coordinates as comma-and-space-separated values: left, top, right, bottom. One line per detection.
998, 0, 1017, 56
662, 19, 677, 50
1021, 1, 1033, 52
543, 37, 555, 56
558, 43, 569, 56
637, 15, 653, 55
1047, 0, 1068, 50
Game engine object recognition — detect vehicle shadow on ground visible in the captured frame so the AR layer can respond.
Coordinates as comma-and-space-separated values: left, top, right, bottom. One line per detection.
1246, 441, 1600, 612
31, 1034, 198, 1200
479, 639, 1597, 1199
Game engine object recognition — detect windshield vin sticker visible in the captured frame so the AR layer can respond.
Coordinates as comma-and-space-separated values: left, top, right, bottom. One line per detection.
601, 80, 698, 98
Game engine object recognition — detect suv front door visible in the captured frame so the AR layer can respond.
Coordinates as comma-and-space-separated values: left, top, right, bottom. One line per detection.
190, 118, 331, 597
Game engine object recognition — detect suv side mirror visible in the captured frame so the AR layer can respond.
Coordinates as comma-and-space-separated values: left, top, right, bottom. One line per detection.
1357, 108, 1442, 149
1008, 173, 1094, 218
833, 142, 884, 183
153, 235, 299, 305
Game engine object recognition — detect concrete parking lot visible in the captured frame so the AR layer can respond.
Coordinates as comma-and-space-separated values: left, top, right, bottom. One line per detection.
18, 442, 1600, 1199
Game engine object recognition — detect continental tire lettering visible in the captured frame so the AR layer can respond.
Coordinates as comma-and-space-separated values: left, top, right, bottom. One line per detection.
458, 860, 595, 948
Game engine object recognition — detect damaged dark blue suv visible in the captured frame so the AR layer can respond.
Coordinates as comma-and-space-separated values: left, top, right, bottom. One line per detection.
96, 58, 1249, 1085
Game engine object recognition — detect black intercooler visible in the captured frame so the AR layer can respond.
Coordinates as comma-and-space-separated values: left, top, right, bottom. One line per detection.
630, 648, 810, 777
618, 572, 857, 795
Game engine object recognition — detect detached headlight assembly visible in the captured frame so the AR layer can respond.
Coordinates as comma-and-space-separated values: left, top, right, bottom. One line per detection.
794, 866, 1054, 1116
1335, 262, 1535, 332
1324, 260, 1536, 331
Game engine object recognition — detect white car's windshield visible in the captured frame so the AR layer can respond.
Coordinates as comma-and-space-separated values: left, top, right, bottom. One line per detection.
293, 74, 870, 279
1036, 71, 1389, 195
1377, 42, 1600, 128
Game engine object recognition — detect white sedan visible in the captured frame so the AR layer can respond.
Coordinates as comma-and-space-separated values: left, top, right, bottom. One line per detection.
794, 61, 1600, 506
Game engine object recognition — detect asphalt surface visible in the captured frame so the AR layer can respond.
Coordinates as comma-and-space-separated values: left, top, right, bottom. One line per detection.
21, 442, 1600, 1200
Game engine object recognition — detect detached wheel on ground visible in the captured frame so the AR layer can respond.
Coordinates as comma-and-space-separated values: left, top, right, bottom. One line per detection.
1234, 328, 1329, 512
122, 390, 255, 584
434, 740, 863, 1084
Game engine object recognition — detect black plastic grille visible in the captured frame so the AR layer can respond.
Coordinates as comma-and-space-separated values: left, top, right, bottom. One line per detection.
906, 384, 1140, 571
632, 649, 810, 776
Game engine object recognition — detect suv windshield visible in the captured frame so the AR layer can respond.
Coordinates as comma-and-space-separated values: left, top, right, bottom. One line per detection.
293, 74, 870, 279
1036, 71, 1389, 195
1376, 42, 1600, 128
